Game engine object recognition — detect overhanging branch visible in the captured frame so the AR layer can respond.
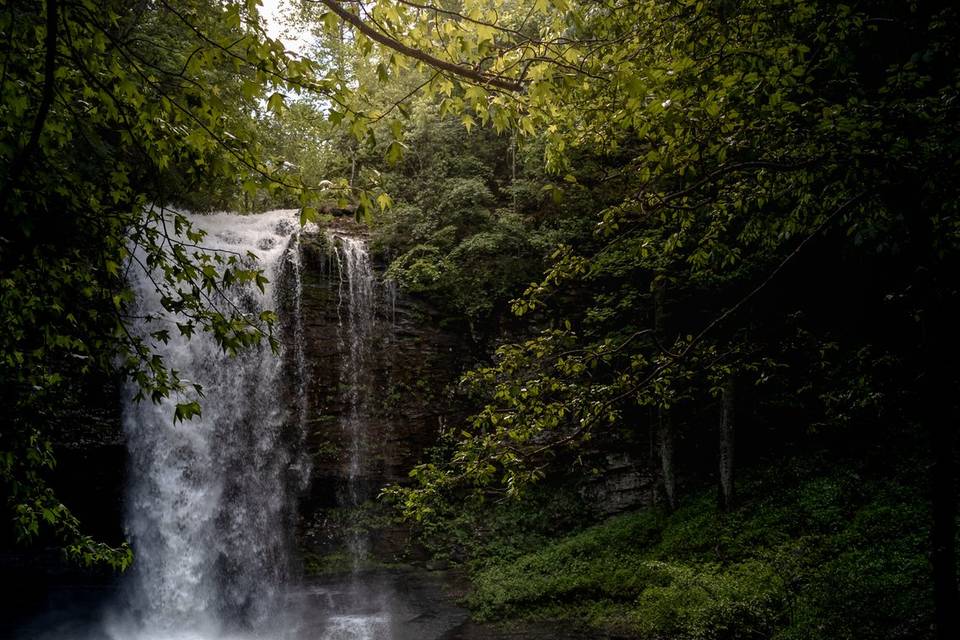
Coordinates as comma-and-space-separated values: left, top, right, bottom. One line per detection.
317, 0, 523, 92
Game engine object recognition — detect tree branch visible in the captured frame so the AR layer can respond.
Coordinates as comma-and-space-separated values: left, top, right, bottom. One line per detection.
317, 0, 523, 92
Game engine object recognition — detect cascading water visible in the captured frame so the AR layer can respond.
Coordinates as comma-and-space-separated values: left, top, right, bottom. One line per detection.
107, 210, 311, 640
332, 235, 376, 567
322, 233, 391, 640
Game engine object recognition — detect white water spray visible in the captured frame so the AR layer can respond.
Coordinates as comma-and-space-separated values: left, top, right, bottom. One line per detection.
109, 210, 310, 640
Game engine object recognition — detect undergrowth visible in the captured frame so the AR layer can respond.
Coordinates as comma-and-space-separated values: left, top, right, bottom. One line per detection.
462, 461, 936, 639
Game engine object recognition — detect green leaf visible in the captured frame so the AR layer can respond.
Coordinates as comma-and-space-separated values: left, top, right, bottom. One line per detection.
267, 92, 285, 114
386, 140, 406, 165
174, 401, 202, 424
300, 206, 318, 225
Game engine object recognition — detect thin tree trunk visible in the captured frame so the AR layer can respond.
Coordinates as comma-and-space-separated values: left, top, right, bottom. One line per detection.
653, 276, 677, 511
658, 409, 676, 510
718, 377, 736, 511
511, 129, 518, 215
648, 407, 658, 505
893, 7, 960, 632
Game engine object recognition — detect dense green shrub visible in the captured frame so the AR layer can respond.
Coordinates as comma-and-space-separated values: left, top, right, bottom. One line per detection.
464, 468, 936, 640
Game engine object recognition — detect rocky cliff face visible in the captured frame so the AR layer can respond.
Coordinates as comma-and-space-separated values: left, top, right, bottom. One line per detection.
292, 220, 656, 565
295, 221, 472, 563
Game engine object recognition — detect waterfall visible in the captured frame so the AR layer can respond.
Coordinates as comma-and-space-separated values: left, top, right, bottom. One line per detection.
324, 233, 391, 640
108, 210, 310, 640
13, 214, 477, 640
332, 234, 375, 567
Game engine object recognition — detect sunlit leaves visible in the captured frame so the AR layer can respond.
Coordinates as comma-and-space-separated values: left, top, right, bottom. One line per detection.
267, 92, 286, 114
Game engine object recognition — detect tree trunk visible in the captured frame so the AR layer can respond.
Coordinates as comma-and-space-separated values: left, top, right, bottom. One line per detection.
653, 276, 677, 511
658, 409, 677, 510
718, 377, 736, 511
0, 0, 59, 212
648, 407, 659, 505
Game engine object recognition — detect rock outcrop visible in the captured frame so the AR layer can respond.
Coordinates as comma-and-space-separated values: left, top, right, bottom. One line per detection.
295, 220, 472, 562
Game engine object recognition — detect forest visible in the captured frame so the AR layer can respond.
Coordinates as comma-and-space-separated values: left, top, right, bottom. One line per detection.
1, 1, 958, 639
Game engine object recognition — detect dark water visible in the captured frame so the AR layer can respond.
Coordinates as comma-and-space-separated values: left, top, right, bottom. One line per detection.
3, 568, 594, 640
